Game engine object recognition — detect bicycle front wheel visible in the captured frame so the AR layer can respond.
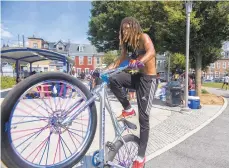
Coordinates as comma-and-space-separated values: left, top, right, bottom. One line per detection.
1, 72, 97, 168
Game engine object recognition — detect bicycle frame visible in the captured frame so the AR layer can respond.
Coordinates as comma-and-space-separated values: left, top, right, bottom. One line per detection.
62, 66, 130, 167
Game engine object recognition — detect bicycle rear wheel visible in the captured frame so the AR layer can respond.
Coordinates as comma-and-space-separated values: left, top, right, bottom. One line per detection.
1, 72, 97, 168
106, 134, 140, 167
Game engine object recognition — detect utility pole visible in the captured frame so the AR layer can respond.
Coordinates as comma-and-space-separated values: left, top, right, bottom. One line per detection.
18, 34, 20, 47
183, 1, 193, 112
22, 35, 25, 47
167, 53, 171, 82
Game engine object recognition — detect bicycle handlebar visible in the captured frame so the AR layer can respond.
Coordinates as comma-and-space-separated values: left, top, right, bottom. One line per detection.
100, 60, 144, 83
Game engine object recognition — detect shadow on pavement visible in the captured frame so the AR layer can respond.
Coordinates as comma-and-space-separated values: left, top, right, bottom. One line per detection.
74, 155, 93, 168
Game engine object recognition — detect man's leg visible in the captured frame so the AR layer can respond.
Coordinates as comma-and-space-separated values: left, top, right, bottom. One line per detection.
222, 82, 225, 89
109, 72, 136, 110
136, 75, 157, 158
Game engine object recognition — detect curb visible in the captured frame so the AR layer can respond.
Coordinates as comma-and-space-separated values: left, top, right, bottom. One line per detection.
146, 97, 228, 162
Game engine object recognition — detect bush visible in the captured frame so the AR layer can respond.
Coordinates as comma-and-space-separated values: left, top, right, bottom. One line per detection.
1, 76, 16, 89
201, 89, 209, 94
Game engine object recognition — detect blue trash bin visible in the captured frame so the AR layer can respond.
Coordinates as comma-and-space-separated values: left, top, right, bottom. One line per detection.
189, 90, 196, 96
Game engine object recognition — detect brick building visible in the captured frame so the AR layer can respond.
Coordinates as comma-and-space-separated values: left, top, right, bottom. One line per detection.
27, 36, 104, 73
68, 44, 104, 75
203, 41, 229, 80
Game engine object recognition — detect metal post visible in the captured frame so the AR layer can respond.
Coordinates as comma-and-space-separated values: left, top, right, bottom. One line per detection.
167, 53, 170, 82
22, 35, 25, 47
67, 62, 69, 73
16, 60, 19, 79
18, 34, 20, 47
63, 58, 67, 73
30, 63, 32, 73
183, 1, 192, 111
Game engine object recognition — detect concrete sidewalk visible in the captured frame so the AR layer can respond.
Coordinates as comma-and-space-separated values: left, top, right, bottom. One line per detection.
75, 93, 226, 167
0, 89, 226, 168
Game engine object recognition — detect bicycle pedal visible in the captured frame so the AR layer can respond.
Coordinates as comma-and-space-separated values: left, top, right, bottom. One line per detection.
106, 141, 116, 151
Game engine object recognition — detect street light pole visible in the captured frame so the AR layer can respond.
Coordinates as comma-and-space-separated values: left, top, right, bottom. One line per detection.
167, 53, 170, 82
184, 1, 192, 111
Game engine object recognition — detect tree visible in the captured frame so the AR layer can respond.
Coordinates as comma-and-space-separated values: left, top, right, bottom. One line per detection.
167, 53, 185, 74
88, 1, 133, 52
102, 51, 119, 66
88, 1, 229, 95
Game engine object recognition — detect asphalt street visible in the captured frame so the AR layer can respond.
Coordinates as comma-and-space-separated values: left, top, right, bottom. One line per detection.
145, 88, 229, 168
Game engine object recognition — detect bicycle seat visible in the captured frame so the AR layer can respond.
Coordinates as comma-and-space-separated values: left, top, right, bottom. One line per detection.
119, 118, 137, 130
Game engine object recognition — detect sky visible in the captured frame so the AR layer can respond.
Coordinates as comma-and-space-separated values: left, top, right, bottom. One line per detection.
1, 1, 92, 46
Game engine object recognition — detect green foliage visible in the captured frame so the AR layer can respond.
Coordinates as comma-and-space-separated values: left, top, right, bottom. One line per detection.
201, 89, 209, 94
88, 1, 229, 95
102, 51, 119, 66
167, 53, 185, 73
1, 76, 16, 89
88, 1, 229, 68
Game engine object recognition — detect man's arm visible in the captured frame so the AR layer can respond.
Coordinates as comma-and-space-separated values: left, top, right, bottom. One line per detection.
106, 45, 127, 70
137, 33, 156, 63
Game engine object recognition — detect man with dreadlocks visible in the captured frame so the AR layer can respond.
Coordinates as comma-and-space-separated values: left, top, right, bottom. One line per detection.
107, 17, 157, 168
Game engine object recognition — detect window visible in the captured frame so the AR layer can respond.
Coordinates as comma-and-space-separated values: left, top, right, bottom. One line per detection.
77, 68, 81, 75
44, 67, 48, 72
163, 60, 166, 68
210, 63, 215, 68
79, 56, 84, 65
226, 51, 229, 58
210, 72, 213, 78
78, 45, 84, 52
203, 72, 206, 77
223, 62, 226, 69
96, 57, 100, 64
85, 68, 89, 75
44, 44, 48, 49
49, 66, 55, 71
157, 61, 161, 68
215, 71, 219, 78
217, 62, 220, 69
58, 47, 63, 50
33, 43, 38, 48
88, 57, 92, 65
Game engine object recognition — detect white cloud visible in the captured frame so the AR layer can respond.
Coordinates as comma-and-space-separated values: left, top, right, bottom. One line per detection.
1, 24, 13, 38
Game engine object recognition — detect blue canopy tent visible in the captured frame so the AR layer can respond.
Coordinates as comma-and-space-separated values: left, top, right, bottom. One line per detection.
1, 47, 75, 79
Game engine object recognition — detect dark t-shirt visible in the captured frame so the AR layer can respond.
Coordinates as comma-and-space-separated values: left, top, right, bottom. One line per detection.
95, 77, 102, 86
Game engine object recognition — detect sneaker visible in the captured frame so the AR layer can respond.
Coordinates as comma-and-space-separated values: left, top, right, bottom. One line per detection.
132, 157, 146, 168
117, 109, 136, 119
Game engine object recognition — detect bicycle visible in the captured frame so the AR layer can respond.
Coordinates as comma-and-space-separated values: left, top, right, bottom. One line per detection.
1, 60, 141, 168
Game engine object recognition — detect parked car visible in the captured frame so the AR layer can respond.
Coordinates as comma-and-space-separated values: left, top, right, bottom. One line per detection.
204, 79, 214, 83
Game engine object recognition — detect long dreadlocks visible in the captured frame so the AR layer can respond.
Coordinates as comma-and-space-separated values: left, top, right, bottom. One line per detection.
119, 17, 143, 51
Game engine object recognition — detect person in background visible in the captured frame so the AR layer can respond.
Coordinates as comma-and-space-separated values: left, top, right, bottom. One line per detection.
222, 74, 229, 90
128, 89, 136, 101
188, 74, 195, 90
156, 72, 160, 84
92, 69, 102, 89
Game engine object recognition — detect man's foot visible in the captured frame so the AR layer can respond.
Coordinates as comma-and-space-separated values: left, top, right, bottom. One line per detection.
117, 109, 136, 119
132, 157, 146, 168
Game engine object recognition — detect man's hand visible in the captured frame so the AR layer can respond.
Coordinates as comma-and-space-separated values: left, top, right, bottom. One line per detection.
128, 59, 144, 69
